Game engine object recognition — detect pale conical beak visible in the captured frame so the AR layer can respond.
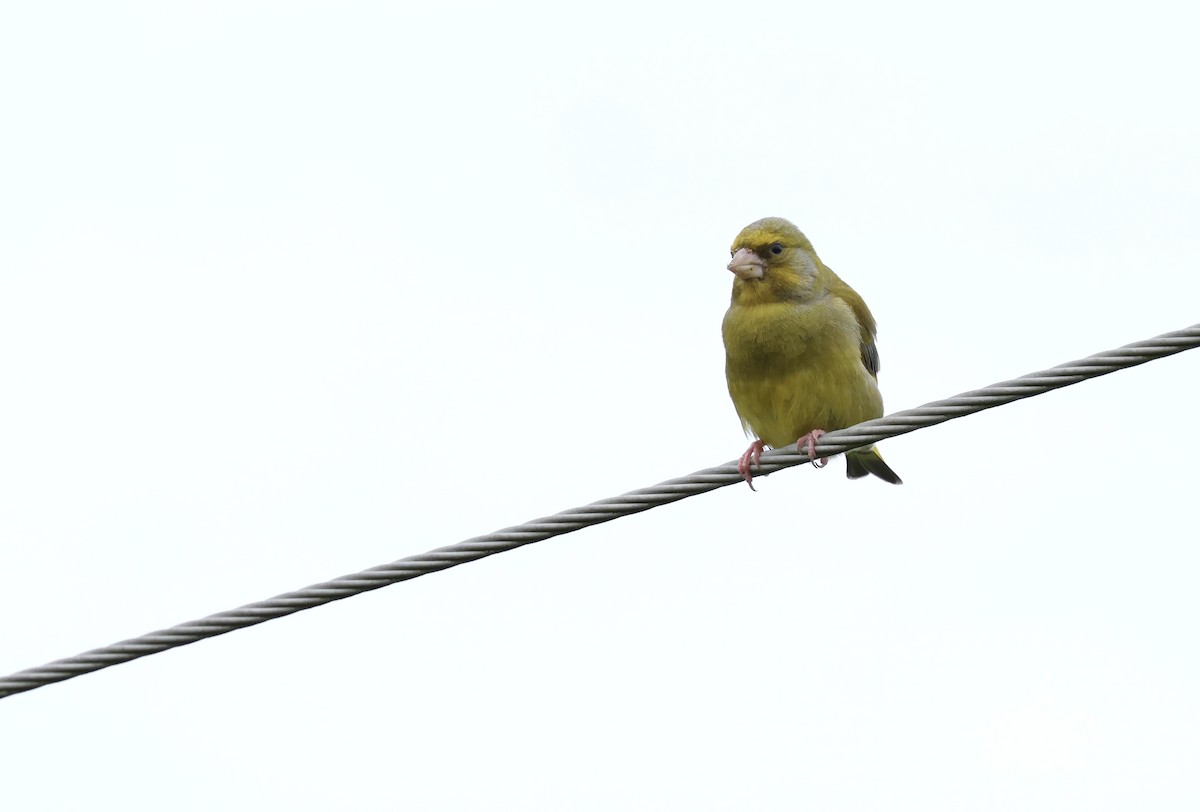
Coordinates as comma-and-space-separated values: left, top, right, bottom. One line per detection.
728, 247, 765, 280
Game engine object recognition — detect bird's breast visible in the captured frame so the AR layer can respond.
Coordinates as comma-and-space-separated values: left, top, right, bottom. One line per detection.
721, 297, 882, 447
722, 299, 850, 373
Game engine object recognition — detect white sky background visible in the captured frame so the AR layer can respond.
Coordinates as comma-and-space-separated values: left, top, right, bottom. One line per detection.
2, 2, 1198, 809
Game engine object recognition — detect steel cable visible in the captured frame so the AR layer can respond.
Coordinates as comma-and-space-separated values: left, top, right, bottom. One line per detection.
1, 323, 1196, 700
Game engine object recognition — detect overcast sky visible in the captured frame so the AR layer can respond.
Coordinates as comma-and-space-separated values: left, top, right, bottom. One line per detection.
2, 2, 1198, 810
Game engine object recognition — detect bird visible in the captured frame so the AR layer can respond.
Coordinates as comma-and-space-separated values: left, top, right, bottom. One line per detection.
721, 216, 902, 489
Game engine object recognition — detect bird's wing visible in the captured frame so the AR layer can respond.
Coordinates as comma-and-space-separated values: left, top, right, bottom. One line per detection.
824, 265, 881, 378
859, 334, 881, 378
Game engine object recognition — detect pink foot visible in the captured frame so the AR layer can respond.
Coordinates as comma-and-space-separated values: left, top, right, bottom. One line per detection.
797, 429, 828, 469
737, 440, 765, 490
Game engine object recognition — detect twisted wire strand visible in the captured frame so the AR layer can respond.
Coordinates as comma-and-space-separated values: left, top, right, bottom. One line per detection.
2, 323, 1197, 700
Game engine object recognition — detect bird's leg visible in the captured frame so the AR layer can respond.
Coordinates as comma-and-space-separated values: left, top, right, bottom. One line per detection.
797, 429, 828, 469
737, 440, 765, 490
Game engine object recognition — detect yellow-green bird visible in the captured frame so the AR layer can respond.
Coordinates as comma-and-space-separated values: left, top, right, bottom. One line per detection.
722, 216, 902, 489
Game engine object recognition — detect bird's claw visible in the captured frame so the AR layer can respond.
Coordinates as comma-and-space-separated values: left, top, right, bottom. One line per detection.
737, 440, 765, 491
797, 430, 828, 469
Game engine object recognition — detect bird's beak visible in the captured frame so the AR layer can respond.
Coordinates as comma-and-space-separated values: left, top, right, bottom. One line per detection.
727, 247, 765, 280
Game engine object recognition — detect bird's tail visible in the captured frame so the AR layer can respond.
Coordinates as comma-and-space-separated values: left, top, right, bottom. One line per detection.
845, 446, 903, 484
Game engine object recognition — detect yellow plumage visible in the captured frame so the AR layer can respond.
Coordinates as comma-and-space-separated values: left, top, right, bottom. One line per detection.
722, 216, 901, 486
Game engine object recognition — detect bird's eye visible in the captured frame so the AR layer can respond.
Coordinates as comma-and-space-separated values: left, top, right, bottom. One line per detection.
769, 243, 784, 255
730, 250, 735, 258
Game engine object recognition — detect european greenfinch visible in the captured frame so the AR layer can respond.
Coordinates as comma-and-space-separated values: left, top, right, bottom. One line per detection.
722, 216, 902, 489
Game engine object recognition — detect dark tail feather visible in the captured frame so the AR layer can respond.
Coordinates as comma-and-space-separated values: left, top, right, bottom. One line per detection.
846, 447, 903, 484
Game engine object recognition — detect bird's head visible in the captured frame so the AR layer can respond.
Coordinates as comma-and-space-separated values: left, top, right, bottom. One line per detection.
727, 216, 820, 304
